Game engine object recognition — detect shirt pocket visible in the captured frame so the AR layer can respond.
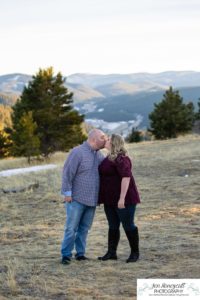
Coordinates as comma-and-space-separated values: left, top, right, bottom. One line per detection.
79, 159, 94, 172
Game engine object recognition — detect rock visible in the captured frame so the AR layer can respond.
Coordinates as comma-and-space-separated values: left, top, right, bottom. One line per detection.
178, 170, 189, 177
2, 182, 39, 193
0, 266, 8, 273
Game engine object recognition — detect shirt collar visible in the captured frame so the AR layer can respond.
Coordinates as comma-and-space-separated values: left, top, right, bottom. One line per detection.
83, 141, 97, 153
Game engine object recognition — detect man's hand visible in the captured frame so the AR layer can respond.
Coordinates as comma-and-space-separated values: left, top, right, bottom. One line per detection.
118, 198, 125, 209
64, 196, 72, 203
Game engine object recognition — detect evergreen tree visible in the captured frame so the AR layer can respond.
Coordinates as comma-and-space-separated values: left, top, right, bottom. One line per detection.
11, 67, 85, 157
0, 130, 7, 158
0, 129, 12, 158
149, 87, 195, 139
195, 98, 200, 120
126, 128, 141, 143
11, 112, 40, 163
194, 98, 200, 133
0, 131, 4, 156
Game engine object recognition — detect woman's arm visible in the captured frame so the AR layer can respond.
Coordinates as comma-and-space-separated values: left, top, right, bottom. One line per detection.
118, 177, 130, 208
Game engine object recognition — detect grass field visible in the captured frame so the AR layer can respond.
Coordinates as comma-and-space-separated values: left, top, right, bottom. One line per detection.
0, 135, 200, 299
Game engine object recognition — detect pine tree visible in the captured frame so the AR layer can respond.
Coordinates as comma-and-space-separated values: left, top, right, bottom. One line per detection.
11, 67, 85, 157
194, 98, 200, 133
126, 128, 141, 143
0, 130, 7, 158
0, 131, 5, 156
149, 87, 195, 139
196, 98, 200, 120
11, 112, 40, 163
0, 129, 12, 158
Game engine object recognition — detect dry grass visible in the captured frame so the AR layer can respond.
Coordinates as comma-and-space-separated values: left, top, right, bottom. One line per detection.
0, 134, 200, 299
0, 152, 67, 172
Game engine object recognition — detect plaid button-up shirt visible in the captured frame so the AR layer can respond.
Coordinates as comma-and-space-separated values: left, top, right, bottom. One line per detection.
61, 141, 105, 206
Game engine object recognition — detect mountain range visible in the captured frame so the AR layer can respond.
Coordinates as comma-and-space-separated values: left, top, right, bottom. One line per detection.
0, 71, 200, 133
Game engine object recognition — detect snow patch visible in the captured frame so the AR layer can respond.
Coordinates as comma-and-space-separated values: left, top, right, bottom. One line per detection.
82, 102, 97, 113
0, 164, 57, 177
9, 75, 20, 81
85, 115, 143, 137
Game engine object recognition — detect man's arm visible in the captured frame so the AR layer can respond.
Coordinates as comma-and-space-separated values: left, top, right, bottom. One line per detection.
61, 148, 81, 201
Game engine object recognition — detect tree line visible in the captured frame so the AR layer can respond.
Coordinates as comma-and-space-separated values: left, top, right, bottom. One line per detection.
0, 68, 200, 160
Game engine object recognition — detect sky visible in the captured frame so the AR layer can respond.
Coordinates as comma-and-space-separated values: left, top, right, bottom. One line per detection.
1, 0, 200, 76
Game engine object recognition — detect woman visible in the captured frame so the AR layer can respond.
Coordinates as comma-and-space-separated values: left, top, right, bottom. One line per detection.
98, 134, 141, 263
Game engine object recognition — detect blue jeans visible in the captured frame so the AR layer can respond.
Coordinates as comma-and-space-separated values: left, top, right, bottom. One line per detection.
104, 205, 137, 231
61, 201, 96, 258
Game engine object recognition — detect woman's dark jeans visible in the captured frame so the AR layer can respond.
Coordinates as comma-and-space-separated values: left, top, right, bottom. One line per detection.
104, 204, 137, 231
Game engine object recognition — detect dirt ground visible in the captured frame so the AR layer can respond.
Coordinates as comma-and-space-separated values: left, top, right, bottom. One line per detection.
0, 135, 200, 299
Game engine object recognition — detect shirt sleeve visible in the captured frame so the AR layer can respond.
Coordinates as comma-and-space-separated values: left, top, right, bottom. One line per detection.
61, 148, 81, 196
115, 155, 132, 178
62, 191, 72, 197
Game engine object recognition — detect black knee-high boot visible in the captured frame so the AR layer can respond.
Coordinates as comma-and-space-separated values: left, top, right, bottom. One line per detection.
98, 229, 120, 260
125, 227, 139, 263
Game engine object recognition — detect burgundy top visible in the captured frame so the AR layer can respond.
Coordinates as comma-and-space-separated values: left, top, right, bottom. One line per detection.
98, 154, 141, 207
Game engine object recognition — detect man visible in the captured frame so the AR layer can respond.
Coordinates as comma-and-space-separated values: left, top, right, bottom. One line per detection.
61, 129, 106, 264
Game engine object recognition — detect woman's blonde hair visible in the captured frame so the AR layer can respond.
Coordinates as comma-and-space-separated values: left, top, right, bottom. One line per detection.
108, 134, 128, 161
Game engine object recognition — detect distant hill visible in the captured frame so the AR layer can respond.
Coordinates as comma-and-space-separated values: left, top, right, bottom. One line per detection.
0, 93, 18, 106
0, 73, 104, 103
0, 71, 200, 131
66, 82, 104, 102
1, 71, 200, 104
94, 81, 167, 97
75, 86, 200, 128
67, 71, 200, 89
0, 73, 32, 95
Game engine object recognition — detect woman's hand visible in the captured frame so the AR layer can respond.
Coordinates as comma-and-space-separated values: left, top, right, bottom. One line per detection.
118, 198, 125, 209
